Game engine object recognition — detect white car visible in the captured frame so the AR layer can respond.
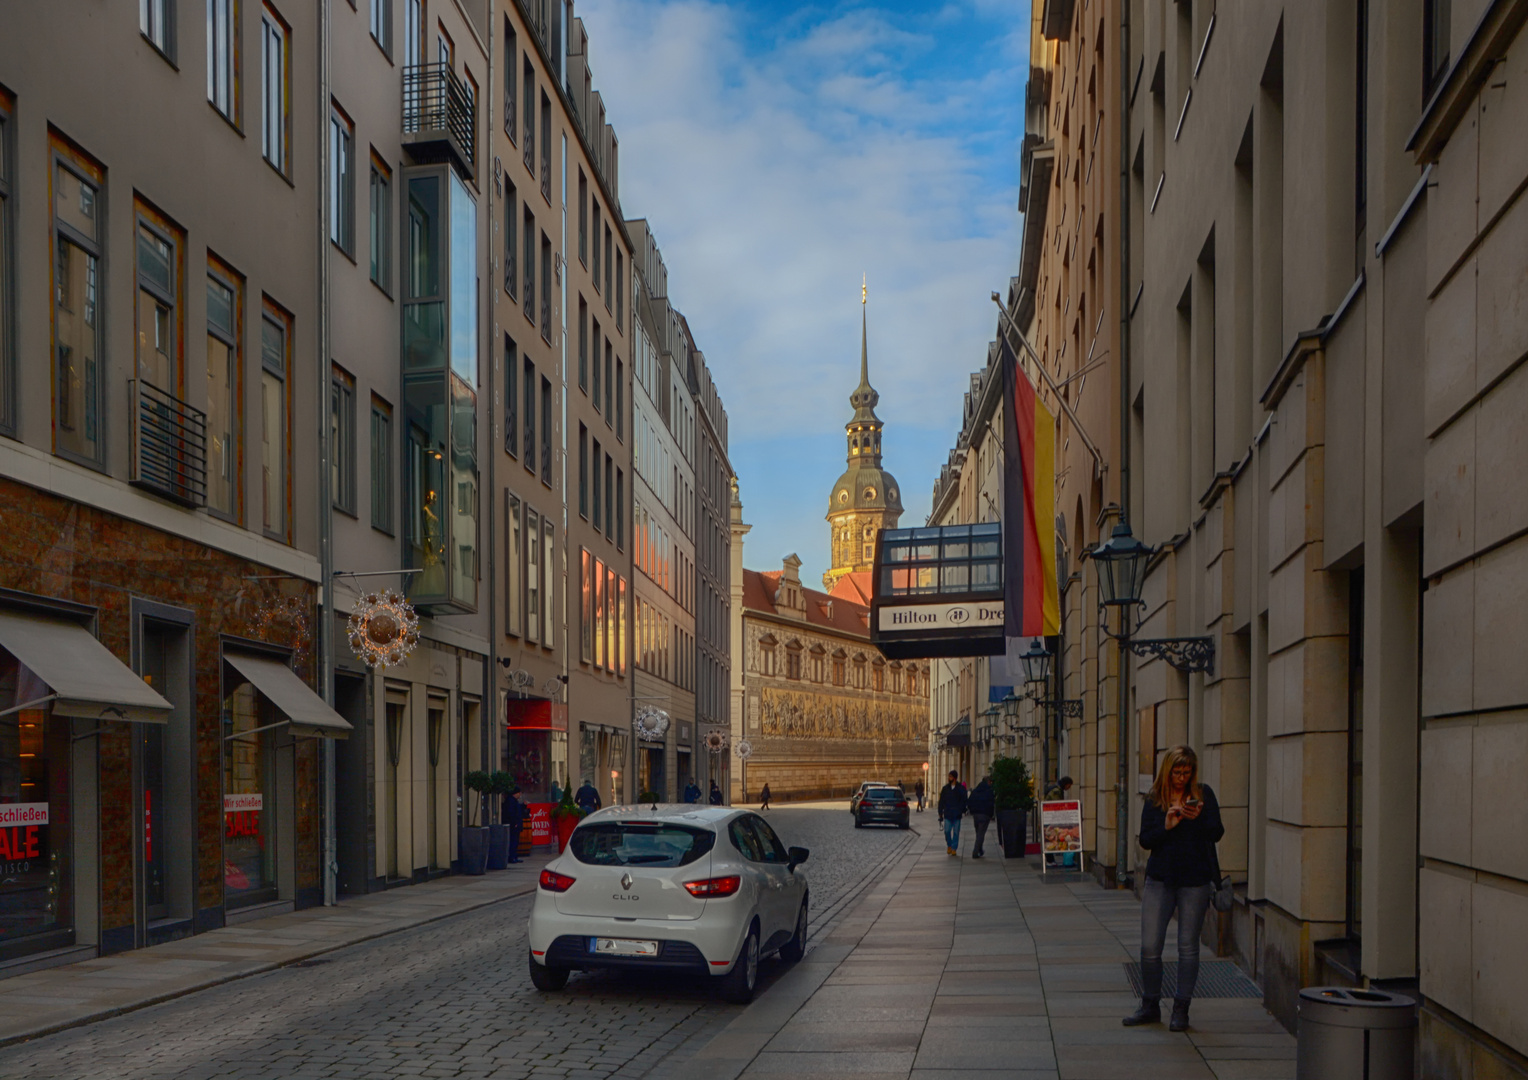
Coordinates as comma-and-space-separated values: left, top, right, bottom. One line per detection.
526, 805, 810, 1003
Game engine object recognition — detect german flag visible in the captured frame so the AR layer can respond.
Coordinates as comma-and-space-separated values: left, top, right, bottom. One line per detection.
1001, 338, 1060, 637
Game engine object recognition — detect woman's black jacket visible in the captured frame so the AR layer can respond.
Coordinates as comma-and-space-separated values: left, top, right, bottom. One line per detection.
1138, 783, 1224, 888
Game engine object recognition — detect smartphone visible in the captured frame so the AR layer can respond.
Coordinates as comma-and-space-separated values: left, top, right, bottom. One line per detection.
1184, 797, 1202, 808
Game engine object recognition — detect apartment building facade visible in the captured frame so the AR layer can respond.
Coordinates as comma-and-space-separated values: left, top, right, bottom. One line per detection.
0, 0, 352, 969
625, 220, 694, 801
692, 338, 733, 797
0, 0, 737, 973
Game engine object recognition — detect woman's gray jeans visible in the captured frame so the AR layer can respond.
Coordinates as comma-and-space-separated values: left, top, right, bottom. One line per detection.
1139, 878, 1213, 1002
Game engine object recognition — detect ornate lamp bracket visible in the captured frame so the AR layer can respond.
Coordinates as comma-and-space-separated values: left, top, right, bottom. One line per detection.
1127, 636, 1216, 675
1054, 699, 1084, 720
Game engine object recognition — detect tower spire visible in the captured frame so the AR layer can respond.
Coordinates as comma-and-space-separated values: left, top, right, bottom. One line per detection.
851, 276, 878, 421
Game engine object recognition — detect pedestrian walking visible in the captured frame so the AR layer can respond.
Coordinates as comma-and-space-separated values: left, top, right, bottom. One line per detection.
936, 770, 968, 856
1123, 745, 1225, 1033
574, 778, 602, 816
967, 775, 995, 858
709, 780, 724, 805
683, 779, 702, 804
503, 784, 526, 864
1044, 775, 1074, 800
914, 779, 925, 812
759, 782, 772, 810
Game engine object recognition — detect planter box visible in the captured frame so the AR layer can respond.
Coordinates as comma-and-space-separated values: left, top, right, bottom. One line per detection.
997, 808, 1028, 859
487, 823, 511, 870
458, 826, 489, 875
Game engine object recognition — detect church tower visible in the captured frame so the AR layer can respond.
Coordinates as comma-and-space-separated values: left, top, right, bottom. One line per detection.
824, 281, 903, 590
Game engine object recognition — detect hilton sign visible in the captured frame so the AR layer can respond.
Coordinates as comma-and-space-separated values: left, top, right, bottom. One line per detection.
878, 603, 1005, 632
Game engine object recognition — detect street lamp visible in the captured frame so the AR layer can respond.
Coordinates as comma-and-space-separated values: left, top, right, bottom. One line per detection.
1019, 638, 1052, 686
1089, 523, 1215, 675
1091, 523, 1153, 610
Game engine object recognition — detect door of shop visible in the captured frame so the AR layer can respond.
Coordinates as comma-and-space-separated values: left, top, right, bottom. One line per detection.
134, 612, 193, 945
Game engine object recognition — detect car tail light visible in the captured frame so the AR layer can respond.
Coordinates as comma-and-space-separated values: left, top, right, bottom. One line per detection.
684, 874, 741, 898
896, 801, 909, 809
539, 869, 577, 892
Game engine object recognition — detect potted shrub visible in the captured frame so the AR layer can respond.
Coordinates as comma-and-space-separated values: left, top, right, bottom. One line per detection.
551, 784, 585, 853
486, 771, 515, 870
990, 755, 1036, 859
459, 770, 493, 875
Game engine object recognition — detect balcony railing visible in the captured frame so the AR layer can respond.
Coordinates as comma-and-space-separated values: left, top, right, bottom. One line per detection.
129, 378, 208, 508
402, 64, 476, 174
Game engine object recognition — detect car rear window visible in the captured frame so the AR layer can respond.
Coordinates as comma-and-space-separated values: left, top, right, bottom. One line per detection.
866, 789, 904, 801
569, 823, 716, 867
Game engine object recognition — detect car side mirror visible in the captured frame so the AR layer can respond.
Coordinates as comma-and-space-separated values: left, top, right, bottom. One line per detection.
787, 846, 810, 872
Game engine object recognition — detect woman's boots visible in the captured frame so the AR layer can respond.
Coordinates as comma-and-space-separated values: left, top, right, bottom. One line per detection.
1121, 997, 1190, 1031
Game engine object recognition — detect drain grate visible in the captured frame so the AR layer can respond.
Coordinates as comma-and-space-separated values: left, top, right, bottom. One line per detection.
1123, 959, 1262, 999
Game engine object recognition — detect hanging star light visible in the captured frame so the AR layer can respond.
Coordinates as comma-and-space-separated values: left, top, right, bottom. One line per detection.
634, 706, 671, 741
703, 729, 730, 754
733, 738, 753, 760
347, 589, 421, 669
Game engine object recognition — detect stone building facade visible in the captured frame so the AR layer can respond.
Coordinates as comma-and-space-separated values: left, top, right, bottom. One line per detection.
730, 545, 928, 802
993, 0, 1528, 1072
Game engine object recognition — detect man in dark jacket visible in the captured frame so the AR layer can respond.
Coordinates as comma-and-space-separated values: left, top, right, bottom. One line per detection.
683, 780, 702, 804
709, 780, 724, 805
936, 770, 968, 856
503, 784, 526, 864
574, 779, 602, 816
966, 776, 996, 858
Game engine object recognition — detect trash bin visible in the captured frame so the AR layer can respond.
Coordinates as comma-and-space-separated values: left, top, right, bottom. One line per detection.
1296, 987, 1416, 1080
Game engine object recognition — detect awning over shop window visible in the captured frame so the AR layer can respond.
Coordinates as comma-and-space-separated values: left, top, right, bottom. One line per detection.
224, 653, 352, 739
943, 717, 972, 748
0, 610, 172, 723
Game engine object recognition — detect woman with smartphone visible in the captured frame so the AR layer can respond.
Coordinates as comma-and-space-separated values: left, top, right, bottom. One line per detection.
1122, 745, 1224, 1033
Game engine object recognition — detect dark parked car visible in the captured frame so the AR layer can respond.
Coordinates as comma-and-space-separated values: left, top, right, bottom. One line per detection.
855, 787, 910, 829
849, 781, 891, 816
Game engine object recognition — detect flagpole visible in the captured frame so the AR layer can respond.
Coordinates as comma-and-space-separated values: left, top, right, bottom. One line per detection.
990, 293, 1107, 478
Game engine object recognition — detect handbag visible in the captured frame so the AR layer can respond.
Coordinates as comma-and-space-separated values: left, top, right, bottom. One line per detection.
1209, 841, 1235, 912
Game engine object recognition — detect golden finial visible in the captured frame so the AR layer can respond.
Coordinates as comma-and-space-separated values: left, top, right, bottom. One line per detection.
862, 274, 867, 305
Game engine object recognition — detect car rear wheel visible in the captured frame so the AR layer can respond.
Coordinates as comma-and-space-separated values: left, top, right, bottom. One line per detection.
854, 815, 864, 828
780, 898, 808, 963
528, 952, 570, 991
719, 924, 760, 1004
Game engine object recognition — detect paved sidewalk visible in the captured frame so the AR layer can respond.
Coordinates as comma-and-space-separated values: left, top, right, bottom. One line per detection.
684, 828, 1295, 1080
0, 853, 552, 1048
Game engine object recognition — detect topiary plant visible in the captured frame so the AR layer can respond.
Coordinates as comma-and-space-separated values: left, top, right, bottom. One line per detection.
464, 769, 494, 826
990, 755, 1036, 813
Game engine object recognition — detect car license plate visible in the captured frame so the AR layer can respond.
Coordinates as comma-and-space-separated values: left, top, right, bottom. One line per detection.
591, 937, 658, 957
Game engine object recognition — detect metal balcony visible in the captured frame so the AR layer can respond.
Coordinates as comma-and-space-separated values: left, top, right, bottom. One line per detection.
129, 379, 208, 508
402, 64, 476, 175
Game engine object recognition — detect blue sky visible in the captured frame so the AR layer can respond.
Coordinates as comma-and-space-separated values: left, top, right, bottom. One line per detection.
578, 0, 1029, 588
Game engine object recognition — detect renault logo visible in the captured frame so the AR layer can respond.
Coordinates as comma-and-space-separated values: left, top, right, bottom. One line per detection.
620, 872, 633, 891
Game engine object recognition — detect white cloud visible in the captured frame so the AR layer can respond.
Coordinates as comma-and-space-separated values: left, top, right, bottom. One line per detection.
577, 0, 1024, 586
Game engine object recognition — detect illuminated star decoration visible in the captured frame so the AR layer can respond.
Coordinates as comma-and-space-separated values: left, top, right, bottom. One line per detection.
346, 589, 421, 669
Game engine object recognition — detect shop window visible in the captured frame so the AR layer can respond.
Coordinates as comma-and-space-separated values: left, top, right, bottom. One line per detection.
222, 678, 279, 908
0, 646, 74, 958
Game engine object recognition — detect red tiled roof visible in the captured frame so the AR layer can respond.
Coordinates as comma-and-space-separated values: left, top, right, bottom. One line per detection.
829, 571, 873, 606
741, 568, 871, 639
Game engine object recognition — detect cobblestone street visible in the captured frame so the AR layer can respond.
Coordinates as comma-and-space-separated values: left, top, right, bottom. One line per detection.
0, 807, 918, 1080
